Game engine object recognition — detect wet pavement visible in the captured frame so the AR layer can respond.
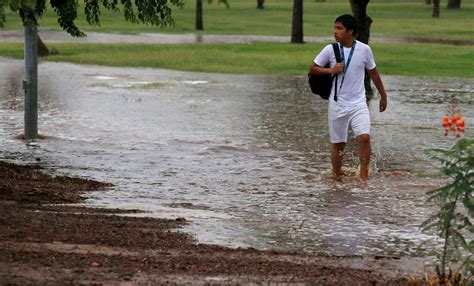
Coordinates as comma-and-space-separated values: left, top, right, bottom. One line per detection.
0, 57, 473, 258
4, 29, 472, 45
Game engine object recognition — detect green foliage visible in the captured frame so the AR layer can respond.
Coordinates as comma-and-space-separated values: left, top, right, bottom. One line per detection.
422, 138, 474, 283
0, 0, 185, 36
51, 0, 83, 37
4, 0, 46, 26
0, 1, 5, 28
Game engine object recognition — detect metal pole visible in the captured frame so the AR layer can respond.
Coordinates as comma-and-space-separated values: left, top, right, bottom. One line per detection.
24, 17, 38, 140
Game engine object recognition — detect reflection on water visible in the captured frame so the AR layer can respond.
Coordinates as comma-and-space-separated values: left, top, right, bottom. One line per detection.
0, 58, 473, 257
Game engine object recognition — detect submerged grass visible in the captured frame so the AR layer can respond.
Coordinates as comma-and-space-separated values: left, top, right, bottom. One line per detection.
0, 42, 473, 78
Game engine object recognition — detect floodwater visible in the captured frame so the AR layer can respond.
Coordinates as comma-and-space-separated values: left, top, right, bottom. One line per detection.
1, 30, 331, 44
4, 29, 472, 45
0, 58, 473, 258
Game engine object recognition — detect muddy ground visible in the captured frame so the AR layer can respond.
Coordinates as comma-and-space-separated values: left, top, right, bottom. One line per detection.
0, 160, 433, 285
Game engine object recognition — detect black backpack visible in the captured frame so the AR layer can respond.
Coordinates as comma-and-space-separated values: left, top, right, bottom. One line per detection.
308, 43, 342, 100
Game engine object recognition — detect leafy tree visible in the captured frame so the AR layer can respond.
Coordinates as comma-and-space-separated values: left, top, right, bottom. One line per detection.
195, 0, 229, 31
427, 0, 461, 17
447, 0, 461, 9
350, 0, 373, 96
291, 0, 303, 43
196, 0, 203, 30
433, 0, 440, 17
0, 0, 185, 37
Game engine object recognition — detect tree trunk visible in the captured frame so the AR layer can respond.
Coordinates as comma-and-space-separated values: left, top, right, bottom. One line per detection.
37, 36, 50, 57
447, 0, 461, 8
350, 0, 373, 97
196, 0, 203, 30
257, 0, 264, 9
291, 0, 303, 43
433, 0, 440, 17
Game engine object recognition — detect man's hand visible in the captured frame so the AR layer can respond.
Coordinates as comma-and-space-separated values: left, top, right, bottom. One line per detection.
379, 97, 387, 112
367, 68, 388, 113
332, 63, 344, 74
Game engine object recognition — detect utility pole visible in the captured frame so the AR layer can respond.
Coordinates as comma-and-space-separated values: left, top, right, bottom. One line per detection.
23, 12, 38, 140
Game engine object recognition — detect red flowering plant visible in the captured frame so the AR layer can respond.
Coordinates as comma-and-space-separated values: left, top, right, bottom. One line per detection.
442, 114, 466, 138
442, 102, 467, 139
421, 106, 473, 285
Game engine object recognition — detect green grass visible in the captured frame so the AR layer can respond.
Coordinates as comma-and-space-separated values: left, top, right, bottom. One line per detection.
2, 0, 473, 41
0, 41, 472, 78
2, 0, 472, 77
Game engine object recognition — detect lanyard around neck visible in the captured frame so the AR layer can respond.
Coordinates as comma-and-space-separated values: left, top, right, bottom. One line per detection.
338, 41, 356, 91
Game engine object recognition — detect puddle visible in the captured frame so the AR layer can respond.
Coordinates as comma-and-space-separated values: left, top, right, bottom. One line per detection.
0, 58, 473, 257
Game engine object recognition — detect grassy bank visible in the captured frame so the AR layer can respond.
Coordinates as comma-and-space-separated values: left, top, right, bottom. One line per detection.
0, 41, 472, 78
2, 0, 473, 41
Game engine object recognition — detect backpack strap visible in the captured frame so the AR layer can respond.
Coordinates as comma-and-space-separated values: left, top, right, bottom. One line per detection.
332, 43, 342, 63
331, 43, 341, 102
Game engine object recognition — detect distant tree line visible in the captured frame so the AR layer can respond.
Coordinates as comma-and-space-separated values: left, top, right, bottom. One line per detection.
428, 0, 461, 17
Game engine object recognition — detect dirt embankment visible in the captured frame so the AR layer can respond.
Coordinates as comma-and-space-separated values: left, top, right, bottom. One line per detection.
0, 160, 425, 285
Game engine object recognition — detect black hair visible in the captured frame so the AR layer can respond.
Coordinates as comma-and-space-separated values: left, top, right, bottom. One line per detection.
335, 14, 358, 36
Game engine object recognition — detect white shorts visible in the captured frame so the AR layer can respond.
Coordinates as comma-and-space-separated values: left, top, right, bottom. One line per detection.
328, 103, 370, 143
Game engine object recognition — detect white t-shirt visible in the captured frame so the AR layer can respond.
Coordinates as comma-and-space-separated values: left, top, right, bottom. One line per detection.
314, 40, 376, 106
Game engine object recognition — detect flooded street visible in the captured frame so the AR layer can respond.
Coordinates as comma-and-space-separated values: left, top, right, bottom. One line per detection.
1, 58, 472, 257
3, 29, 470, 45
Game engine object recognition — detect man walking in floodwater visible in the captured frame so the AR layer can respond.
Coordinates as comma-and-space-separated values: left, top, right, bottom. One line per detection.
309, 14, 388, 180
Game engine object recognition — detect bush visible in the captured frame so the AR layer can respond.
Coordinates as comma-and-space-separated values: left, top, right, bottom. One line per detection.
422, 138, 474, 285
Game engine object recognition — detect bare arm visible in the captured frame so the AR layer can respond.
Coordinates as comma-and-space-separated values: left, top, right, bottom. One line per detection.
367, 68, 388, 112
308, 62, 344, 76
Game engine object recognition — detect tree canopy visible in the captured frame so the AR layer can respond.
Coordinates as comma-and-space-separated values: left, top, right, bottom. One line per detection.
0, 0, 186, 37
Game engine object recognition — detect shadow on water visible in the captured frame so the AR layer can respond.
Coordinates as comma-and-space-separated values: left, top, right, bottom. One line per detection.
0, 58, 473, 257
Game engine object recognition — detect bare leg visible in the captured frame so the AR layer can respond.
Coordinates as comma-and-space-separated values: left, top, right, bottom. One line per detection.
357, 134, 371, 180
331, 142, 346, 179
